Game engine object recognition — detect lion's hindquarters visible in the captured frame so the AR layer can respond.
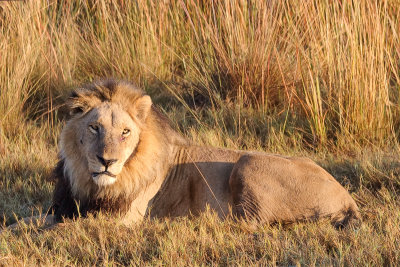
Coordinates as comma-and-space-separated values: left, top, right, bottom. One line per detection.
229, 155, 360, 225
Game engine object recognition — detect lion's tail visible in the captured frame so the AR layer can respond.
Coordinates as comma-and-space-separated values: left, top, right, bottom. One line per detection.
332, 204, 361, 229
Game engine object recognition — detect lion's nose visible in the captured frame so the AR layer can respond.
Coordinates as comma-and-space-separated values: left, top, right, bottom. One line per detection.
96, 155, 118, 167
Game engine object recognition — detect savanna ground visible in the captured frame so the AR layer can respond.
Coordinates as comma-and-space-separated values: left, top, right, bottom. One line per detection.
1, 0, 400, 265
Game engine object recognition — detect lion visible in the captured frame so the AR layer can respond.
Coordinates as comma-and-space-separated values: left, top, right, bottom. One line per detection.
6, 79, 360, 230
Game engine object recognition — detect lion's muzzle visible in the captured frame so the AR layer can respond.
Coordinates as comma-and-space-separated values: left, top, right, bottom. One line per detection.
92, 172, 117, 186
90, 155, 120, 186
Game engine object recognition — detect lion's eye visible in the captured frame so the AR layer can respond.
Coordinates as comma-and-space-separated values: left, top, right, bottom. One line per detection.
122, 129, 130, 136
89, 125, 99, 134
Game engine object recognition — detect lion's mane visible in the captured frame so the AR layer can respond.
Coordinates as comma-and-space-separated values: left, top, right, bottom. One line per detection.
51, 79, 186, 220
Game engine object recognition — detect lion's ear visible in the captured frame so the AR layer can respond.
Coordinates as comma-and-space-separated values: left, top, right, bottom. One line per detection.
67, 89, 94, 116
133, 95, 152, 122
68, 102, 89, 116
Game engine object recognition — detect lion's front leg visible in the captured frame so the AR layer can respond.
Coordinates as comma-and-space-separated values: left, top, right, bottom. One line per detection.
3, 214, 57, 232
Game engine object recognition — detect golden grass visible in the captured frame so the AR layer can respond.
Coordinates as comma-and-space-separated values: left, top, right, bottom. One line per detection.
1, 0, 400, 265
1, 0, 399, 146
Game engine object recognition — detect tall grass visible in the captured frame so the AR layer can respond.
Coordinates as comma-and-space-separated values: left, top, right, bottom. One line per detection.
0, 0, 399, 149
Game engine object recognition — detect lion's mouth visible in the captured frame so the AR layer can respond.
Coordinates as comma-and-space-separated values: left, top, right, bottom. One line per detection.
91, 171, 117, 186
92, 171, 117, 178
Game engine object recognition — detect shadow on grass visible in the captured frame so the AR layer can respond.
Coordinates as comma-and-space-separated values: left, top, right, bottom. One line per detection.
321, 155, 400, 196
0, 161, 54, 226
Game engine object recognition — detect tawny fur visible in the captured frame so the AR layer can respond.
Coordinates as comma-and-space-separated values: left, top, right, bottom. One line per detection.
26, 79, 361, 229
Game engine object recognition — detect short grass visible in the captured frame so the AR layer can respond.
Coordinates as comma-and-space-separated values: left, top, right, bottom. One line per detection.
1, 0, 400, 266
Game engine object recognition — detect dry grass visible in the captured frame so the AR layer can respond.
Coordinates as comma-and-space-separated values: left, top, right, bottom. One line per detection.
1, 0, 400, 265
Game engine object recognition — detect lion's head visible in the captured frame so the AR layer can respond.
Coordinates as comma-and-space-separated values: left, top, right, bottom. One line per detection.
58, 80, 177, 202
69, 89, 151, 187
74, 101, 147, 186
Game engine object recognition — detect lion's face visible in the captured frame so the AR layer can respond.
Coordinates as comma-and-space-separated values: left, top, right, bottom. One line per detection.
61, 81, 153, 193
77, 102, 140, 186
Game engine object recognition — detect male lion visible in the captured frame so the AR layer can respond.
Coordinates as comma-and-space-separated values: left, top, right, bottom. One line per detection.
8, 79, 360, 230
